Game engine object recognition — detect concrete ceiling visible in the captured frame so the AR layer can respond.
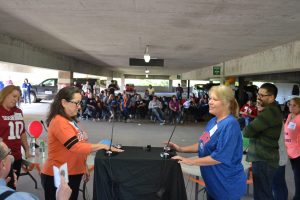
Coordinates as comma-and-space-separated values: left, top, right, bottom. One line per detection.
0, 0, 300, 77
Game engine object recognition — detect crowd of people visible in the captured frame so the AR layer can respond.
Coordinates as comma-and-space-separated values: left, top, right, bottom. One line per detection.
170, 83, 300, 200
76, 84, 210, 125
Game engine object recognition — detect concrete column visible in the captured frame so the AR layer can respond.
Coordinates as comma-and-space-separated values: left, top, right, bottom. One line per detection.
181, 80, 187, 87
58, 70, 72, 89
106, 77, 112, 88
237, 77, 247, 107
169, 80, 173, 92
187, 80, 190, 99
120, 75, 125, 93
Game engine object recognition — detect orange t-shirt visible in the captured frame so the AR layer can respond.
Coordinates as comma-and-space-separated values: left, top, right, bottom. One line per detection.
284, 113, 300, 159
42, 115, 92, 176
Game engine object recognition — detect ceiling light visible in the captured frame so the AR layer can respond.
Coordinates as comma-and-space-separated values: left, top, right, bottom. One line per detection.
146, 74, 149, 78
144, 45, 151, 63
145, 68, 150, 74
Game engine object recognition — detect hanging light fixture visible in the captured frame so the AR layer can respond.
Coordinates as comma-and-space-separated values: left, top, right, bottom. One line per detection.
146, 74, 149, 78
145, 68, 150, 74
144, 45, 151, 63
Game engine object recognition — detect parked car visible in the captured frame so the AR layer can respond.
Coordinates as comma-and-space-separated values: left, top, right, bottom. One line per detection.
30, 78, 99, 102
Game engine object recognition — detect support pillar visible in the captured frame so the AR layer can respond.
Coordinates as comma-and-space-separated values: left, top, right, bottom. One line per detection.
58, 70, 72, 89
169, 80, 173, 92
120, 75, 125, 93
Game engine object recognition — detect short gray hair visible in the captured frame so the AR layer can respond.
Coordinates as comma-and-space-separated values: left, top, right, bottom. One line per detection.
0, 138, 8, 160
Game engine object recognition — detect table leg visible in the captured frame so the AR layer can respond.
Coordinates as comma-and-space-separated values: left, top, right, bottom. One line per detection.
195, 176, 199, 200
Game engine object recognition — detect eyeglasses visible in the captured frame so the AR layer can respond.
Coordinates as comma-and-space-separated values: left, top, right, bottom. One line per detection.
66, 100, 81, 106
257, 93, 271, 98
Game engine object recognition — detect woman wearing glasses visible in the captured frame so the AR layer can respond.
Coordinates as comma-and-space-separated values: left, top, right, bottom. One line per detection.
170, 85, 246, 200
285, 97, 300, 200
41, 86, 123, 200
0, 85, 31, 189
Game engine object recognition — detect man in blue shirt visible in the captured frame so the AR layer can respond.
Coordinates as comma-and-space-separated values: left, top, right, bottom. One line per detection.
0, 139, 71, 199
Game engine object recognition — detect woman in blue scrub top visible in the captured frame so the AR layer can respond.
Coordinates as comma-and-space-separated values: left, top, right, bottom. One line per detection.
171, 85, 246, 200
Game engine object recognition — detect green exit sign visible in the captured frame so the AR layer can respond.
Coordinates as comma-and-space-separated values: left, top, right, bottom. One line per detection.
213, 66, 221, 76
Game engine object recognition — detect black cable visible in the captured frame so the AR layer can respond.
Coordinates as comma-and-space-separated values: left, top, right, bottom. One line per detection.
107, 118, 115, 199
157, 122, 177, 199
40, 120, 48, 132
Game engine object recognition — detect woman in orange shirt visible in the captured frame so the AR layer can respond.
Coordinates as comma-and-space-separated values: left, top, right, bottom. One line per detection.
284, 97, 300, 200
41, 86, 123, 200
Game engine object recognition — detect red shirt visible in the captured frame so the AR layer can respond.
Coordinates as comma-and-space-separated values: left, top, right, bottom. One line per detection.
240, 103, 258, 118
0, 106, 25, 160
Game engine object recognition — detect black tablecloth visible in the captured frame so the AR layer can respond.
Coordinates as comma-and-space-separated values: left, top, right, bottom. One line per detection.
93, 146, 187, 200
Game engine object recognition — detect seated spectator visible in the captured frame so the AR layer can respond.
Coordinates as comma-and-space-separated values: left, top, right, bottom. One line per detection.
107, 94, 119, 121
161, 96, 169, 113
78, 91, 88, 118
95, 96, 103, 120
136, 94, 147, 119
239, 98, 258, 128
148, 96, 165, 125
83, 93, 97, 120
128, 94, 136, 119
168, 95, 182, 124
143, 89, 150, 104
120, 93, 130, 122
197, 94, 209, 121
0, 139, 72, 199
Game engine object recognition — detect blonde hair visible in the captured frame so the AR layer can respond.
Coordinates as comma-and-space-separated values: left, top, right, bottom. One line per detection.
209, 85, 239, 117
0, 85, 21, 106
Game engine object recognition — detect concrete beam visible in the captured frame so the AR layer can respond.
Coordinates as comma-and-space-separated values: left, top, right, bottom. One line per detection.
0, 34, 113, 77
182, 40, 300, 80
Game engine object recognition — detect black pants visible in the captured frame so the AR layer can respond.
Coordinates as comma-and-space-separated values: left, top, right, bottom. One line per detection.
7, 159, 22, 189
41, 173, 83, 200
290, 157, 300, 200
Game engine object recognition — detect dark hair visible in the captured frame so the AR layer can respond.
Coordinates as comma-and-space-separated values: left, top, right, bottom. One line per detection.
260, 83, 278, 98
46, 86, 81, 126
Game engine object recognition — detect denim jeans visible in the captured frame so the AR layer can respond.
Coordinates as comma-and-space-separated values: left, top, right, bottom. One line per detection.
272, 165, 288, 200
252, 161, 277, 200
290, 157, 300, 200
151, 107, 164, 123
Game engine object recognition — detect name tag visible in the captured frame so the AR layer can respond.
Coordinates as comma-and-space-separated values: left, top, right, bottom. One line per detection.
209, 124, 218, 137
288, 122, 296, 130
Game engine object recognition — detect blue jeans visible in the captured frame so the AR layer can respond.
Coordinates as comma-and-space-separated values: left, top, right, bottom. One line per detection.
151, 107, 164, 123
290, 157, 300, 200
252, 161, 277, 200
272, 165, 288, 200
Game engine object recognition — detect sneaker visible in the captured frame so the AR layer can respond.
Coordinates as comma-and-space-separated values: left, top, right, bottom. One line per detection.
160, 122, 165, 125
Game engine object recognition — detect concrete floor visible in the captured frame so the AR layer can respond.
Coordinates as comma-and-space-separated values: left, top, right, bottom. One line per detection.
17, 101, 295, 200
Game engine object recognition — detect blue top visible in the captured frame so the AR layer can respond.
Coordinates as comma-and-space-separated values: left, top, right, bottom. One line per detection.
21, 82, 32, 92
0, 179, 39, 200
198, 115, 246, 200
0, 81, 4, 91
